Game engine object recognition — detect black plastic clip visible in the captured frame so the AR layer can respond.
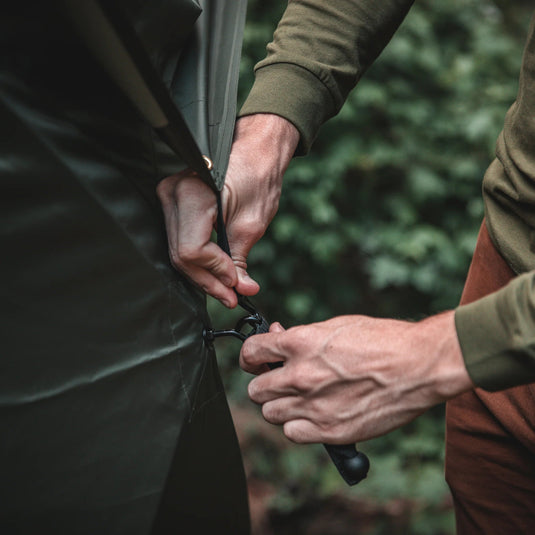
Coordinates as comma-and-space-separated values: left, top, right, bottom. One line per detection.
203, 295, 270, 343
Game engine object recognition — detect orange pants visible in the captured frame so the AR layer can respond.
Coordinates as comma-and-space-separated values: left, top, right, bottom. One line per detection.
446, 222, 535, 533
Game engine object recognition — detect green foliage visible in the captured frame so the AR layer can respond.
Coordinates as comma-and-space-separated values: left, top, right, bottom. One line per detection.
212, 1, 531, 533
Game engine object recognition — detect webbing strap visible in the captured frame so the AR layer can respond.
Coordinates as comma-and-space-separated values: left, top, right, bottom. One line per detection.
216, 192, 232, 257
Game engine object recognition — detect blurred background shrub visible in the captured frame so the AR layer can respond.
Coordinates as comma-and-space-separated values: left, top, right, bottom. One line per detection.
210, 1, 532, 533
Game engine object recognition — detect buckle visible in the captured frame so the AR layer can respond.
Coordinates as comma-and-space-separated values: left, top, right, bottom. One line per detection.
203, 295, 269, 343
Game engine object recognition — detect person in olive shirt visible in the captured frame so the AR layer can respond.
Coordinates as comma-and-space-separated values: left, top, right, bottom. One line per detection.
169, 0, 535, 533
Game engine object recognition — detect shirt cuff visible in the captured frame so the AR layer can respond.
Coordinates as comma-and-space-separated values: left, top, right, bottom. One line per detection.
455, 272, 535, 391
239, 63, 336, 155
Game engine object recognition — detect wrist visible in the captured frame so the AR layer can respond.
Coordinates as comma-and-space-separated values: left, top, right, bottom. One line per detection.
234, 113, 299, 172
418, 311, 474, 401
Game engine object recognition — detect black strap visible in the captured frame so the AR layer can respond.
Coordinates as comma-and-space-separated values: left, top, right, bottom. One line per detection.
216, 192, 232, 257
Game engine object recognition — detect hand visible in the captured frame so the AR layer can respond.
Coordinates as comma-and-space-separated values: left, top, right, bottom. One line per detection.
240, 311, 474, 444
156, 113, 299, 308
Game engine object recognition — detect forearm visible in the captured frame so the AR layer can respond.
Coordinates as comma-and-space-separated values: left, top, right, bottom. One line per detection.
240, 0, 415, 153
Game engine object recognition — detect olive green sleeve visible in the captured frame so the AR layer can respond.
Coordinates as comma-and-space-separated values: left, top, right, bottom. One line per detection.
455, 271, 535, 391
240, 0, 414, 154
456, 18, 535, 392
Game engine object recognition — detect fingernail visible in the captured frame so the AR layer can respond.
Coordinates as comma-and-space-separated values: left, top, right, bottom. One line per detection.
221, 298, 232, 308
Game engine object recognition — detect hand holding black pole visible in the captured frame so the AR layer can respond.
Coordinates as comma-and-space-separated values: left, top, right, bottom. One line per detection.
262, 329, 370, 486
207, 196, 370, 486
205, 297, 370, 486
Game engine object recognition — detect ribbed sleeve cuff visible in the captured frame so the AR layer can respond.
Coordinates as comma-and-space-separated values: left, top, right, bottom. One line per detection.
455, 273, 535, 391
239, 63, 336, 155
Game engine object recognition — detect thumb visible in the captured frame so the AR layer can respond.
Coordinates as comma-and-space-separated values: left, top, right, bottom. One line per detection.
235, 266, 260, 296
230, 246, 260, 296
269, 322, 285, 333
221, 181, 265, 296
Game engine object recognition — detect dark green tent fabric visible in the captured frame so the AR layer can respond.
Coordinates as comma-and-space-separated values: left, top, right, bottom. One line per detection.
119, 0, 247, 187
168, 0, 248, 185
0, 2, 249, 533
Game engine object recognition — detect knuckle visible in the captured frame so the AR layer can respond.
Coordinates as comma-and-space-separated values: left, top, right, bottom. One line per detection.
156, 181, 166, 199
262, 403, 284, 425
241, 349, 259, 374
247, 378, 260, 401
290, 368, 310, 393
232, 256, 248, 272
199, 283, 211, 295
283, 327, 308, 354
261, 403, 275, 422
233, 219, 266, 244
240, 340, 254, 364
204, 254, 227, 274
168, 249, 184, 270
320, 425, 338, 443
320, 421, 349, 444
174, 176, 213, 204
283, 422, 305, 444
246, 222, 266, 243
176, 244, 201, 264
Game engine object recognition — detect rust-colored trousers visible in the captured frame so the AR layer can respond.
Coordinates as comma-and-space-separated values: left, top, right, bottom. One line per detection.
446, 222, 535, 533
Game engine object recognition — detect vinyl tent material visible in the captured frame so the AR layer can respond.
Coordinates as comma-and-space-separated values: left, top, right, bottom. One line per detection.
0, 1, 249, 533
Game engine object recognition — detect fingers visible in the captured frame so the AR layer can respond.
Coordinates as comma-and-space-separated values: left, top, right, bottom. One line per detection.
157, 172, 239, 307
261, 400, 331, 444
239, 339, 283, 376
176, 242, 239, 308
234, 266, 260, 296
238, 323, 286, 376
283, 420, 322, 444
261, 397, 353, 444
247, 367, 299, 404
261, 396, 303, 425
240, 320, 357, 445
240, 328, 288, 375
225, 221, 262, 297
